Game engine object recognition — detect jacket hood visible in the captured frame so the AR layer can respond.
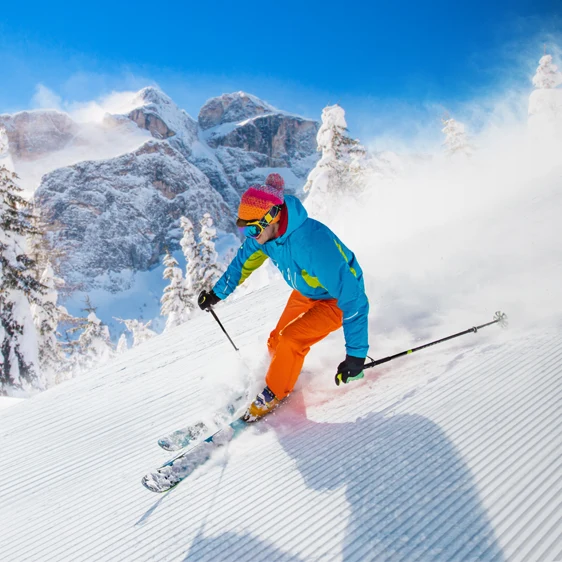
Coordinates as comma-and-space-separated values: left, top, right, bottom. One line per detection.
274, 195, 308, 244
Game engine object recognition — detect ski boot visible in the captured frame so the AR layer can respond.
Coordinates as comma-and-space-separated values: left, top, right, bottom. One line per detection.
242, 386, 281, 422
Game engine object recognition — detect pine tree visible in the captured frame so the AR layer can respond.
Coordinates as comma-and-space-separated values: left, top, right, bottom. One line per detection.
27, 202, 66, 282
0, 157, 45, 395
69, 298, 114, 374
30, 264, 65, 386
116, 318, 157, 347
116, 333, 128, 354
304, 104, 367, 219
532, 54, 562, 89
180, 216, 200, 305
528, 51, 562, 137
57, 306, 85, 381
441, 116, 473, 157
26, 202, 68, 387
161, 249, 191, 330
197, 213, 225, 293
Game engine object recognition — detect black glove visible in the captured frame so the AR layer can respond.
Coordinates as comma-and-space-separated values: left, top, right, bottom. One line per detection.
197, 289, 221, 311
335, 355, 365, 386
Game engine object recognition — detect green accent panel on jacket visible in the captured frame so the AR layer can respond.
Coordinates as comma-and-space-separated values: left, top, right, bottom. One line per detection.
301, 270, 325, 289
239, 250, 269, 285
334, 240, 357, 277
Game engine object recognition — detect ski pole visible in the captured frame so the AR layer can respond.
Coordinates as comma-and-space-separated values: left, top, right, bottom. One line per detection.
208, 307, 239, 352
363, 311, 508, 370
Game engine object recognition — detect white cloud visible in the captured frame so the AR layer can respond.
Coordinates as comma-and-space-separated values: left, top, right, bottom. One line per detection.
30, 83, 145, 123
15, 86, 151, 195
31, 84, 63, 110
323, 99, 562, 349
67, 91, 141, 123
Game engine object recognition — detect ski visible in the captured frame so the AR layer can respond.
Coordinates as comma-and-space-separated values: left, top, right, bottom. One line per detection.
157, 394, 248, 451
142, 417, 249, 493
157, 421, 209, 451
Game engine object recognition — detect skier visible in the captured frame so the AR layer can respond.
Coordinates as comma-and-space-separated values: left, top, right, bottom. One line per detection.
198, 173, 369, 421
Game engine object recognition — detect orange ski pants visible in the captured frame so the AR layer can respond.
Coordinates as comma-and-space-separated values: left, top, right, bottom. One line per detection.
265, 290, 343, 399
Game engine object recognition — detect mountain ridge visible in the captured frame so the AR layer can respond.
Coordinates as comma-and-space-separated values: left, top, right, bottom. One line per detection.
7, 87, 320, 290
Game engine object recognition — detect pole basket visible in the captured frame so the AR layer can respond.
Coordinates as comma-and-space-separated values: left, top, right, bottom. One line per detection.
494, 311, 508, 329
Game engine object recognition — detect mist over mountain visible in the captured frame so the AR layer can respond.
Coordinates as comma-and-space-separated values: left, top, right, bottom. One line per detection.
1, 87, 320, 291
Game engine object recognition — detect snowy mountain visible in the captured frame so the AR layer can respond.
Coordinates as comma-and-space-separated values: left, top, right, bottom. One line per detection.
0, 109, 79, 160
35, 140, 233, 289
8, 87, 319, 291
0, 279, 559, 561
198, 91, 279, 130
200, 92, 319, 198
126, 87, 199, 141
1, 79, 560, 557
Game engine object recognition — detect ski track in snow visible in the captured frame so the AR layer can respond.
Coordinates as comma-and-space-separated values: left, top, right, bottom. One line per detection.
0, 284, 560, 561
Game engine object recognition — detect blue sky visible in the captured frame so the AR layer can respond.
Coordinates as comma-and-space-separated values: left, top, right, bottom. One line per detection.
0, 0, 560, 142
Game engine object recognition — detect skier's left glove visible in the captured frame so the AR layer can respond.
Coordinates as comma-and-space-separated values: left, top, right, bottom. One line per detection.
197, 289, 221, 311
335, 355, 366, 386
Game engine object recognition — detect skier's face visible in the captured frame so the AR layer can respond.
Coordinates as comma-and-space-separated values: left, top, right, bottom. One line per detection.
255, 222, 279, 245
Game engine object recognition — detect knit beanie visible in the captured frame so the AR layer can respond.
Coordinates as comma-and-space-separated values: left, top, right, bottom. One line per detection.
237, 173, 285, 222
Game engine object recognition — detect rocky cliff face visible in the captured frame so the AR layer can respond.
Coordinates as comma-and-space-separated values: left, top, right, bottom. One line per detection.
124, 87, 199, 148
198, 91, 277, 130
5, 87, 319, 290
0, 110, 79, 160
114, 87, 242, 209
209, 114, 318, 172
198, 93, 319, 198
121, 88, 320, 206
35, 140, 232, 289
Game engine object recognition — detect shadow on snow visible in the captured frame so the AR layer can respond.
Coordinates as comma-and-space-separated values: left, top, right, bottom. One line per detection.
185, 391, 503, 561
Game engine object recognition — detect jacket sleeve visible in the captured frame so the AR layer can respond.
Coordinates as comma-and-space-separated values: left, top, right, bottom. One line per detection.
212, 238, 269, 300
301, 230, 369, 358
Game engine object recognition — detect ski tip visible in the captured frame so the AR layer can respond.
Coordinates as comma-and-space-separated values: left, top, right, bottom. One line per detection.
157, 439, 178, 452
141, 474, 167, 493
141, 476, 158, 493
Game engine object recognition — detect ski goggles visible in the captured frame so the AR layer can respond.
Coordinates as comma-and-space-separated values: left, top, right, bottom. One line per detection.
238, 205, 281, 239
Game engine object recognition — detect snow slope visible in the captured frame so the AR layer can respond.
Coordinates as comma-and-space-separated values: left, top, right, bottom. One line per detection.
1, 106, 561, 560
0, 278, 560, 561
0, 397, 25, 410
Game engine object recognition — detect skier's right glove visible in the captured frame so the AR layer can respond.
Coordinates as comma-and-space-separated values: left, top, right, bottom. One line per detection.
335, 355, 366, 386
197, 289, 221, 311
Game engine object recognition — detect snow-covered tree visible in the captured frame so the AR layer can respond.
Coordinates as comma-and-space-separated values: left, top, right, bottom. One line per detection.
77, 313, 113, 372
30, 264, 65, 386
197, 213, 225, 292
304, 104, 367, 219
27, 202, 65, 283
116, 333, 128, 354
441, 116, 473, 157
160, 249, 191, 330
56, 306, 85, 381
116, 318, 156, 347
180, 216, 200, 304
529, 51, 562, 138
532, 54, 562, 89
66, 299, 113, 374
0, 157, 45, 395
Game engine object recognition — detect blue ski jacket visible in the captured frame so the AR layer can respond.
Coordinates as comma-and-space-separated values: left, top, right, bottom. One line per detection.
213, 195, 369, 357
